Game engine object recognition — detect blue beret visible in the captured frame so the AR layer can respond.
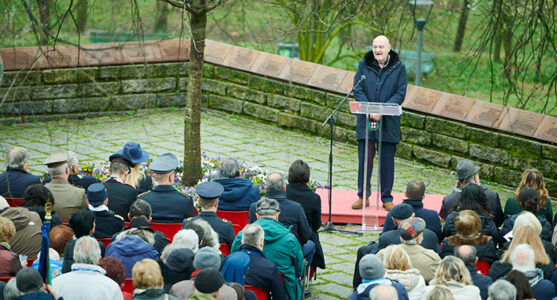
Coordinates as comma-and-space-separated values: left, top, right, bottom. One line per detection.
87, 183, 108, 207
150, 152, 178, 173
390, 203, 413, 220
196, 181, 224, 199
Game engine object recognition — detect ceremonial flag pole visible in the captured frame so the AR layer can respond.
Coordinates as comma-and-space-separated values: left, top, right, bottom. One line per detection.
38, 194, 52, 284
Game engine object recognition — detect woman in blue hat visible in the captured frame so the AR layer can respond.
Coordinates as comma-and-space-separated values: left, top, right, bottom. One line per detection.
117, 142, 153, 194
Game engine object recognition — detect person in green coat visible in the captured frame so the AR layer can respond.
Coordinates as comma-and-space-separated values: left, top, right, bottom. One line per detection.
231, 198, 304, 300
503, 169, 552, 224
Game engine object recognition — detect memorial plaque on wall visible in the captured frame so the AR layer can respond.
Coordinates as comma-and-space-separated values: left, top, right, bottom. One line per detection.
403, 86, 443, 113
251, 53, 288, 78
307, 65, 348, 92
338, 71, 356, 94
432, 94, 474, 120
157, 40, 190, 61
498, 108, 543, 136
465, 101, 506, 128
279, 59, 317, 85
81, 43, 125, 66
204, 40, 232, 65
534, 116, 557, 143
223, 47, 260, 71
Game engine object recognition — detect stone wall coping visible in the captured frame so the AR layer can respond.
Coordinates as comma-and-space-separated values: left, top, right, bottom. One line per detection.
1, 39, 555, 144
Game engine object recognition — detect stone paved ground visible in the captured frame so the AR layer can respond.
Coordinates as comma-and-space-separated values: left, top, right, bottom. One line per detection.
0, 108, 516, 299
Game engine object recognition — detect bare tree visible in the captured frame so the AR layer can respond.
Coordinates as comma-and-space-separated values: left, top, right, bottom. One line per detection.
453, 0, 470, 52
154, 1, 169, 32
36, 0, 50, 45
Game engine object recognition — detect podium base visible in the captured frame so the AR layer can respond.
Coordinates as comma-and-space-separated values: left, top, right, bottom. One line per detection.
318, 222, 362, 235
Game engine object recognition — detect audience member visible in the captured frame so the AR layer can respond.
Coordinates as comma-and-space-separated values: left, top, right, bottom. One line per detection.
0, 147, 40, 198
439, 159, 503, 227
117, 141, 153, 194
501, 188, 552, 241
15, 267, 60, 300
43, 150, 87, 222
425, 286, 455, 300
375, 218, 441, 284
221, 224, 285, 299
369, 285, 398, 300
507, 212, 554, 259
425, 255, 481, 300
504, 168, 552, 224
232, 198, 303, 300
189, 269, 226, 299
382, 244, 425, 300
214, 157, 260, 211
504, 270, 534, 300
48, 225, 73, 257
183, 181, 234, 248
62, 209, 106, 273
192, 247, 221, 274
31, 248, 63, 279
114, 199, 169, 254
382, 179, 442, 238
139, 153, 195, 223
131, 258, 178, 300
185, 219, 220, 250
99, 257, 130, 300
4, 278, 18, 300
162, 229, 199, 261
108, 227, 160, 278
43, 151, 100, 190
227, 282, 255, 300
53, 236, 123, 299
0, 216, 23, 276
441, 210, 498, 263
87, 183, 124, 238
443, 184, 503, 246
160, 248, 195, 292
487, 279, 517, 300
454, 245, 492, 300
509, 244, 555, 299
0, 206, 41, 258
489, 226, 554, 280
285, 159, 325, 269
105, 153, 137, 221
348, 254, 409, 300
22, 184, 63, 226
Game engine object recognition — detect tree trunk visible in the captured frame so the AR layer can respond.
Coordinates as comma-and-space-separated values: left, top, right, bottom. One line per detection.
453, 0, 470, 52
77, 0, 88, 33
36, 0, 50, 45
154, 1, 169, 32
182, 4, 206, 186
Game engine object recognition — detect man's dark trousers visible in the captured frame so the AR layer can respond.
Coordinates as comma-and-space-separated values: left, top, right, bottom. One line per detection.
357, 140, 396, 202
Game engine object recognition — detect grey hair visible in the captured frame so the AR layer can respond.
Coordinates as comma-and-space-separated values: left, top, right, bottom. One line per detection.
67, 151, 79, 170
74, 235, 101, 265
6, 147, 29, 169
459, 174, 476, 187
218, 157, 240, 178
400, 233, 421, 245
3, 278, 19, 300
242, 224, 264, 247
129, 199, 152, 219
115, 227, 155, 245
488, 279, 517, 300
266, 172, 285, 192
369, 285, 398, 300
172, 229, 199, 253
510, 243, 536, 272
48, 163, 67, 176
192, 219, 220, 249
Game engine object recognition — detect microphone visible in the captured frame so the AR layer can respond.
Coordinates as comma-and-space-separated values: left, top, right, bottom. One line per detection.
361, 75, 366, 80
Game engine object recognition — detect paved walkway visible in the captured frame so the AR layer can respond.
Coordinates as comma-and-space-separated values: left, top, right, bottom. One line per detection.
0, 108, 515, 298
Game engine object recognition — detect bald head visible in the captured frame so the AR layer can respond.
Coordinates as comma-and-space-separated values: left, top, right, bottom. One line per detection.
369, 285, 397, 300
454, 245, 477, 267
372, 35, 391, 67
266, 172, 286, 192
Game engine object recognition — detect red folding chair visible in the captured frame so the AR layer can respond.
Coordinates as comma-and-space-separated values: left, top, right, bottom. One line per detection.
5, 198, 23, 207
219, 243, 230, 256
97, 238, 112, 249
122, 278, 134, 294
149, 223, 183, 242
216, 210, 249, 235
0, 277, 14, 283
475, 260, 490, 276
124, 222, 131, 227
245, 285, 269, 300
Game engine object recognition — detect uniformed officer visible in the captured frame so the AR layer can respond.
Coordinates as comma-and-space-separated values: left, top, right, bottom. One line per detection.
44, 150, 87, 223
183, 181, 235, 248
138, 153, 196, 223
87, 183, 124, 239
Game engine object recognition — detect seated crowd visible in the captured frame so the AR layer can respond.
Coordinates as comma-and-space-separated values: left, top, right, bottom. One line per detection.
0, 144, 555, 300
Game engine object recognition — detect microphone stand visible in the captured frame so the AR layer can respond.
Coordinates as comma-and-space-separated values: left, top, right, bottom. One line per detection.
318, 76, 365, 235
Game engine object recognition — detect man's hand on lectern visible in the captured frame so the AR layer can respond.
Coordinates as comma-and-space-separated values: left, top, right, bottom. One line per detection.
369, 114, 381, 121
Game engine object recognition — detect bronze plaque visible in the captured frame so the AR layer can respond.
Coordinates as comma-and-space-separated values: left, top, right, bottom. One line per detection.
121, 42, 163, 64
204, 40, 232, 65
251, 53, 288, 78
404, 86, 443, 113
534, 116, 557, 143
308, 65, 348, 91
338, 71, 356, 94
433, 94, 474, 120
498, 108, 543, 136
465, 101, 506, 128
279, 59, 317, 85
223, 47, 259, 71
156, 39, 190, 62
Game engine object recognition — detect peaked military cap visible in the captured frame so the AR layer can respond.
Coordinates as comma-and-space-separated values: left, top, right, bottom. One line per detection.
44, 149, 69, 167
150, 152, 179, 173
196, 181, 224, 199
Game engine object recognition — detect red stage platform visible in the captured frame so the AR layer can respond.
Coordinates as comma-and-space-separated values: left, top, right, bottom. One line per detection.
315, 189, 444, 227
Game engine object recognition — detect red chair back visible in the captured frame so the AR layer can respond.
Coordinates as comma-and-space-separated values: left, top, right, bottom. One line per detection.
26, 258, 37, 267
5, 198, 23, 207
149, 223, 183, 242
475, 260, 490, 276
219, 243, 230, 256
122, 278, 134, 294
0, 276, 13, 283
124, 222, 131, 227
97, 238, 112, 249
245, 285, 269, 300
216, 210, 249, 235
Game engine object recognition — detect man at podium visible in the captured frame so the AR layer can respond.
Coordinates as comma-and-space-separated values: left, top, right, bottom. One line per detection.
352, 35, 408, 211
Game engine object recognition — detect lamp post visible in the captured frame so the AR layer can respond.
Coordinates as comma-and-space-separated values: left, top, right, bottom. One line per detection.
409, 0, 434, 86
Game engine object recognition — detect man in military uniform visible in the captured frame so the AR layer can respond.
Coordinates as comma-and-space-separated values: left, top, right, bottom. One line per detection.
44, 150, 87, 223
104, 153, 137, 222
138, 153, 195, 223
86, 183, 124, 238
43, 151, 100, 190
183, 181, 235, 248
